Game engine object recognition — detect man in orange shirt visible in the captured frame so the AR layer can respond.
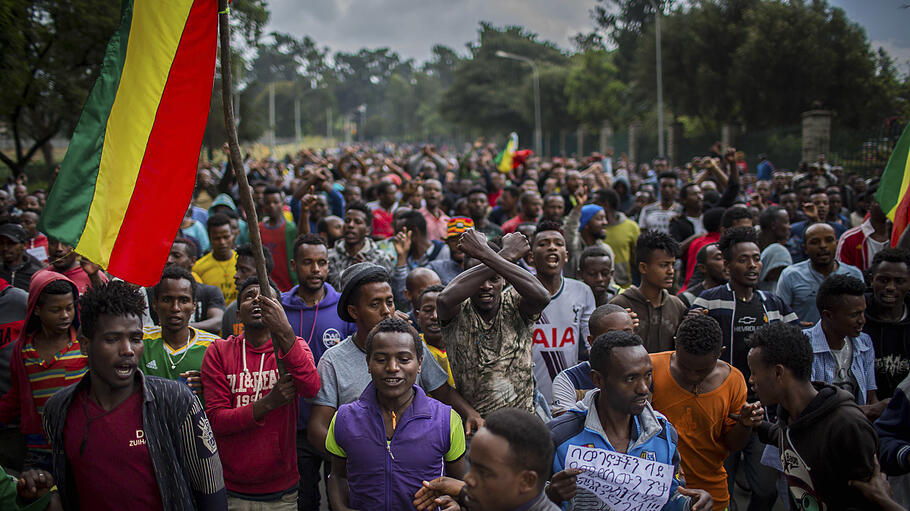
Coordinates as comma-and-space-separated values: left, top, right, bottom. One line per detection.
650, 315, 764, 510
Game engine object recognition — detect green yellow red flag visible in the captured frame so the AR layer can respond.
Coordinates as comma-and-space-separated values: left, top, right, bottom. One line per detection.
39, 0, 218, 286
876, 123, 910, 246
493, 132, 519, 173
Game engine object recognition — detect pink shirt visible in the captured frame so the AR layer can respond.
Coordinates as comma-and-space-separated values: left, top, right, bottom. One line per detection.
419, 207, 450, 241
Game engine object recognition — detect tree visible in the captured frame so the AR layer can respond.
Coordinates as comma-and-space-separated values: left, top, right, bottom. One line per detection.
565, 49, 628, 129
0, 0, 119, 176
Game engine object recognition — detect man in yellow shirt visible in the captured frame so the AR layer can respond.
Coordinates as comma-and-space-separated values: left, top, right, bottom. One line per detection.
193, 213, 238, 303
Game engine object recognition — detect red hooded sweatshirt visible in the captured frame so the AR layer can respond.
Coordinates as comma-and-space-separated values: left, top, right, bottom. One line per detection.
201, 333, 319, 495
0, 270, 81, 436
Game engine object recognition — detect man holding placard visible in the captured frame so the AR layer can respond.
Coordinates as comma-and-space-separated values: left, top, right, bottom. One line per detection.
547, 331, 713, 510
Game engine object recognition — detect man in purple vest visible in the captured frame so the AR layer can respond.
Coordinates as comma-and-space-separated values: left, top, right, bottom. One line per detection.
326, 317, 466, 510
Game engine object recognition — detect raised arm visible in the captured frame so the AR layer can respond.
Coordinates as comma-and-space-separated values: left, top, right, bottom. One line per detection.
437, 230, 549, 323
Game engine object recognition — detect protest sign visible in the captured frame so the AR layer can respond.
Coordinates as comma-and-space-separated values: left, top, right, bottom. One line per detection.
565, 444, 673, 510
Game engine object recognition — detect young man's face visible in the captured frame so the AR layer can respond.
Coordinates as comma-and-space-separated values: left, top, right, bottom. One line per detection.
542, 196, 564, 221
154, 278, 195, 334
166, 243, 195, 270
593, 345, 652, 416
468, 193, 489, 220
531, 230, 567, 278
659, 177, 677, 203
469, 273, 504, 315
238, 284, 266, 328
0, 236, 23, 266
673, 347, 718, 391
208, 224, 236, 261
234, 255, 256, 290
423, 180, 442, 209
701, 244, 727, 284
322, 217, 344, 246
263, 192, 284, 221
756, 181, 771, 202
367, 331, 421, 402
84, 313, 144, 392
809, 192, 829, 221
725, 242, 761, 289
583, 210, 608, 240
343, 210, 369, 246
20, 212, 39, 238
349, 281, 395, 332
780, 193, 798, 218
581, 255, 614, 303
823, 294, 866, 338
521, 196, 543, 220
804, 223, 836, 267
36, 291, 76, 336
771, 209, 791, 241
464, 429, 534, 511
640, 249, 675, 290
445, 236, 464, 264
416, 291, 441, 345
48, 238, 77, 270
747, 347, 780, 406
293, 243, 329, 294
871, 261, 910, 310
682, 185, 703, 211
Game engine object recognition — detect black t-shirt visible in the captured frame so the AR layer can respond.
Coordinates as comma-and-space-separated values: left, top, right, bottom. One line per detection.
731, 292, 767, 385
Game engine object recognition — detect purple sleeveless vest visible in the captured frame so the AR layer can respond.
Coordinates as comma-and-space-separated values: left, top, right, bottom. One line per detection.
333, 382, 455, 510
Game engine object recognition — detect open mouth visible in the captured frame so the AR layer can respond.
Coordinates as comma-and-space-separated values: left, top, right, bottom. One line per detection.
477, 293, 495, 304
381, 377, 404, 386
115, 363, 135, 378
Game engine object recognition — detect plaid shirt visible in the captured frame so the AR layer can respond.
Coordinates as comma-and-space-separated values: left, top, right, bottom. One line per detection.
327, 238, 393, 290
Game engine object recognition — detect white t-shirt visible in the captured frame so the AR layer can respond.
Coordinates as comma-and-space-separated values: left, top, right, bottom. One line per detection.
532, 277, 595, 404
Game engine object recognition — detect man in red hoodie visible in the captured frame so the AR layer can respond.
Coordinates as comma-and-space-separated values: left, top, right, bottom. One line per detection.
0, 270, 84, 470
202, 275, 320, 508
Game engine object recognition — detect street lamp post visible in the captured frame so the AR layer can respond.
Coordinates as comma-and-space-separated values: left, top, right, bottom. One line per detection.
495, 50, 542, 157
653, 1, 665, 158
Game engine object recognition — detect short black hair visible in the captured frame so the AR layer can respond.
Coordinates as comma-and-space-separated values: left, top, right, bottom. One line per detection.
589, 330, 643, 378
816, 274, 865, 314
721, 206, 752, 228
344, 201, 371, 221
718, 226, 759, 261
675, 315, 723, 355
680, 182, 700, 200
154, 265, 197, 301
364, 317, 423, 360
594, 188, 619, 211
870, 247, 910, 275
263, 184, 282, 196
657, 171, 678, 182
703, 207, 725, 233
38, 280, 76, 306
466, 187, 487, 198
746, 323, 813, 381
579, 245, 612, 273
417, 283, 446, 309
377, 181, 397, 195
482, 409, 554, 490
236, 243, 275, 274
350, 270, 391, 306
206, 212, 231, 233
635, 229, 680, 265
293, 233, 327, 259
695, 242, 716, 265
397, 209, 428, 237
533, 220, 564, 240
758, 205, 786, 231
501, 185, 520, 198
79, 281, 147, 340
173, 237, 199, 259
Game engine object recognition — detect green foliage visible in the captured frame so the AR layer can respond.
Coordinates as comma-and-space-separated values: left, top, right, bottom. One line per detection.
565, 50, 628, 129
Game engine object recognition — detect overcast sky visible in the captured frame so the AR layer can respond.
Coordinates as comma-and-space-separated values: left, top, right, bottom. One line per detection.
264, 0, 910, 72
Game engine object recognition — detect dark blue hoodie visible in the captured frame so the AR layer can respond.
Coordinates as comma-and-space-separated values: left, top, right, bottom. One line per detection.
281, 282, 356, 429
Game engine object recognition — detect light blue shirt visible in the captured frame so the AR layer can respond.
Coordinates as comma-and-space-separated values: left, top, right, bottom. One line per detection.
775, 260, 864, 324
805, 321, 877, 404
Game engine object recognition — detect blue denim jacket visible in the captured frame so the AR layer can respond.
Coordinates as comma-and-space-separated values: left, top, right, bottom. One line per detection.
805, 321, 877, 404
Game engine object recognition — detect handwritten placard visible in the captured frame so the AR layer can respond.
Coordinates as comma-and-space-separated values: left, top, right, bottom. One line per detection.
565, 445, 673, 510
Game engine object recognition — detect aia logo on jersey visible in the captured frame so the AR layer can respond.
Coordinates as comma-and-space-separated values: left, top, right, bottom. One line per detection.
323, 328, 341, 348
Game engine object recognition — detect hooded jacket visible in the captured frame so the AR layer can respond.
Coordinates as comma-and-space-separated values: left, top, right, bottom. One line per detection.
609, 286, 686, 353
201, 333, 320, 495
757, 383, 878, 510
863, 292, 910, 400
0, 270, 80, 436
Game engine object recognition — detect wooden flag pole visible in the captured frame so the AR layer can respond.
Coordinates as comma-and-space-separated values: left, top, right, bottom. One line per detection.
218, 1, 284, 373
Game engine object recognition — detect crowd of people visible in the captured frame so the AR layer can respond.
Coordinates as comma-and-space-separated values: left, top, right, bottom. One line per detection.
1, 140, 909, 510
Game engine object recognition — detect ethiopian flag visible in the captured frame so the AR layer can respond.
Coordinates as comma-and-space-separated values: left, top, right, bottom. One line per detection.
40, 0, 217, 286
877, 123, 910, 246
494, 132, 519, 173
